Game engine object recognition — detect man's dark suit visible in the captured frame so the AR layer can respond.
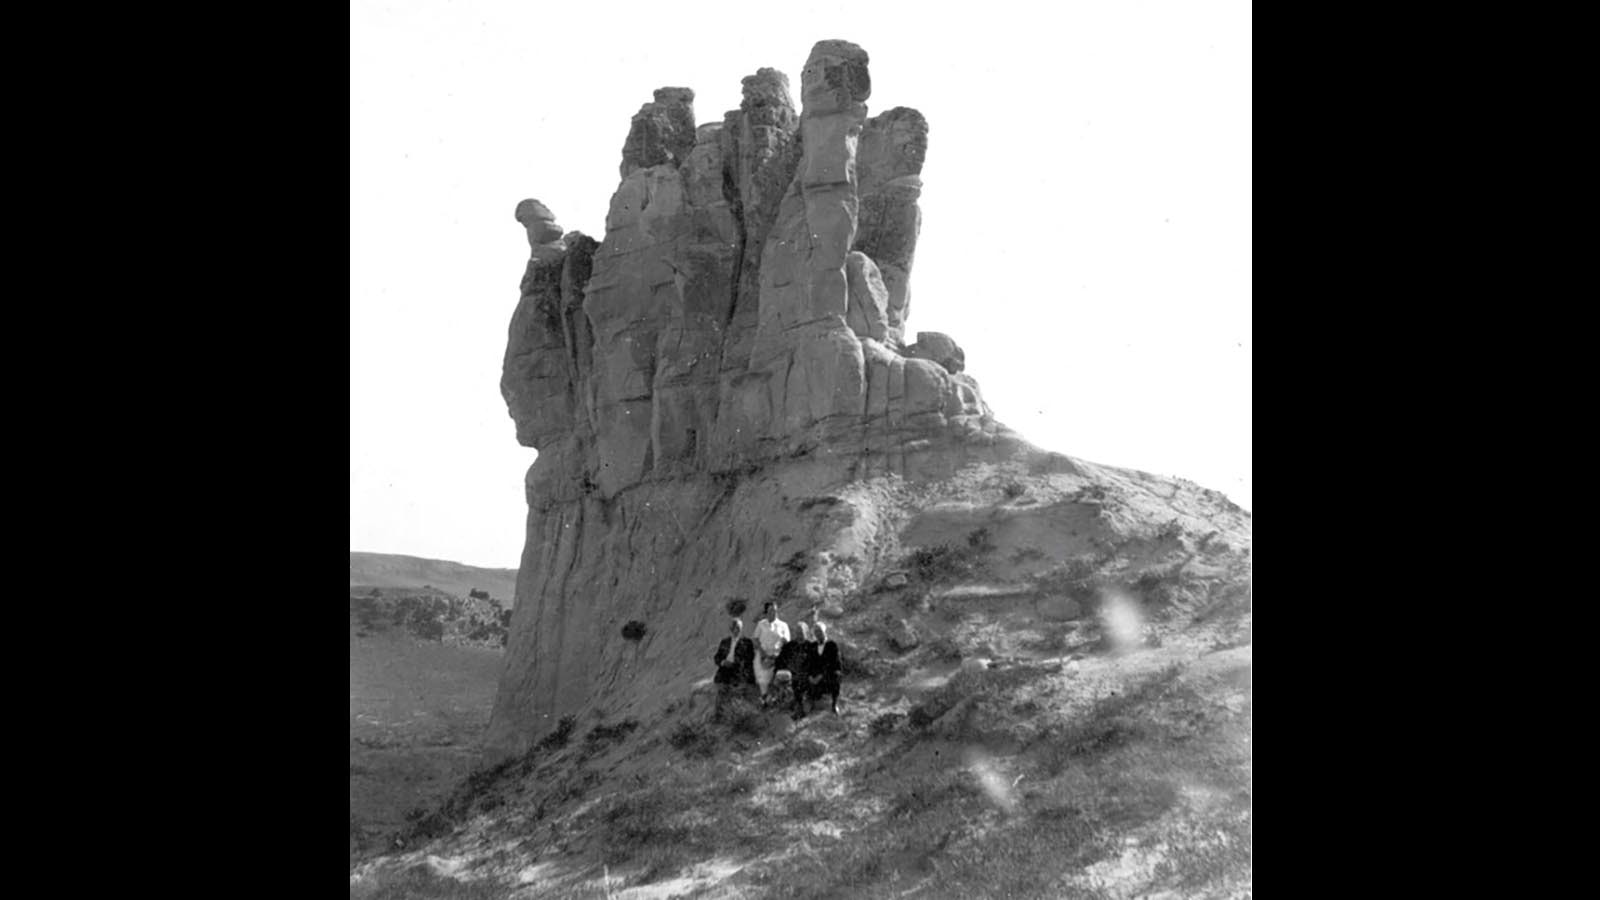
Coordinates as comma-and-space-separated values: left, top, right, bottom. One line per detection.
713, 636, 756, 685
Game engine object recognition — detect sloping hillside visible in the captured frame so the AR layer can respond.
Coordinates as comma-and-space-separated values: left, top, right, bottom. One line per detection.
350, 552, 519, 607
350, 459, 1251, 898
351, 36, 1249, 898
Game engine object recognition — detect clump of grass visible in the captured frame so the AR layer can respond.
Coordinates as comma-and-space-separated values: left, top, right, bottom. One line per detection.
1026, 623, 1078, 655
724, 703, 770, 739
966, 527, 996, 552
1012, 699, 1042, 716
906, 544, 976, 583
536, 715, 577, 752
668, 720, 719, 759
584, 772, 779, 882
780, 737, 828, 766
869, 712, 904, 737
840, 647, 884, 680
901, 527, 997, 585
392, 732, 550, 848
905, 663, 1057, 737
595, 787, 691, 863
771, 550, 810, 600
1010, 545, 1047, 564
621, 620, 647, 641
1000, 479, 1027, 500
583, 719, 640, 757
922, 635, 963, 662
1074, 484, 1110, 505
886, 771, 980, 819
1037, 663, 1188, 775
1033, 556, 1104, 607
797, 495, 843, 512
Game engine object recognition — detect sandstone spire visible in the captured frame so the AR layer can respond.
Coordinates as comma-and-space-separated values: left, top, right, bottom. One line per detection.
490, 41, 1006, 756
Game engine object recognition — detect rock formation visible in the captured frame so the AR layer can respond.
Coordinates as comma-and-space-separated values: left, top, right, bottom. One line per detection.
487, 41, 1243, 759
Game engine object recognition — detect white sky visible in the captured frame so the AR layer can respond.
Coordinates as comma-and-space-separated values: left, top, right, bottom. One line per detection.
351, 0, 1252, 569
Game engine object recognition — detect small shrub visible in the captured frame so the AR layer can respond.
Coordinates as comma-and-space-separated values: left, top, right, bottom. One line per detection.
797, 496, 843, 512
840, 651, 879, 680
1027, 624, 1077, 655
668, 721, 719, 759
1034, 557, 1103, 606
1074, 484, 1109, 505
923, 635, 962, 662
771, 551, 810, 600
782, 737, 828, 766
725, 704, 768, 739
869, 712, 904, 737
782, 790, 827, 820
906, 544, 976, 583
966, 527, 996, 553
621, 620, 648, 641
900, 589, 931, 612
907, 703, 939, 729
585, 719, 640, 749
536, 715, 577, 752
725, 598, 748, 617
1001, 480, 1027, 500
410, 610, 445, 642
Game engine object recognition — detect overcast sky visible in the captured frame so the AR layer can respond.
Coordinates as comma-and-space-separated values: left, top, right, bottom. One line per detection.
351, 0, 1252, 569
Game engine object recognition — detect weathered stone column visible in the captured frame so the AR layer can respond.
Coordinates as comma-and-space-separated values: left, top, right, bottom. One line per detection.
749, 40, 873, 435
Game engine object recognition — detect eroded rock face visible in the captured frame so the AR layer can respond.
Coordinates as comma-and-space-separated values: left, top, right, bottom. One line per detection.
490, 41, 1008, 757
905, 331, 966, 374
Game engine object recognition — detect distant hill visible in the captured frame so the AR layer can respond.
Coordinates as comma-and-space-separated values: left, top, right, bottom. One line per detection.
349, 552, 518, 607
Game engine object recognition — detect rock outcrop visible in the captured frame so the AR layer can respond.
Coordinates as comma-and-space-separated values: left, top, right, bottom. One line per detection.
500, 41, 993, 499
487, 41, 1241, 759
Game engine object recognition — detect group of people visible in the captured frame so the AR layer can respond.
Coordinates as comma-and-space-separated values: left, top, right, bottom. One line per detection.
712, 601, 842, 720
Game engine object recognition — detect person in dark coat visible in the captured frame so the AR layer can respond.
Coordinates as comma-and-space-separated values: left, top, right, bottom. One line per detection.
808, 622, 843, 715
712, 618, 756, 720
776, 621, 817, 719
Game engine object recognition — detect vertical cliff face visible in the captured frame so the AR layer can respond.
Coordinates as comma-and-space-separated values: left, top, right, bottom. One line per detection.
489, 41, 1018, 758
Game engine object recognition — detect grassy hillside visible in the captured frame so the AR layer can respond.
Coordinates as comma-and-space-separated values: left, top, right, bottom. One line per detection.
350, 552, 519, 607
350, 464, 1252, 897
351, 613, 506, 859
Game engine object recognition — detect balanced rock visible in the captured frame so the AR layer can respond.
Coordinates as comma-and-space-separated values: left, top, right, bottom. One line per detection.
905, 332, 966, 374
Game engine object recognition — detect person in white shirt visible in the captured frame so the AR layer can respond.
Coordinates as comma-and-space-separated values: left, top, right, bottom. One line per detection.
752, 600, 790, 705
